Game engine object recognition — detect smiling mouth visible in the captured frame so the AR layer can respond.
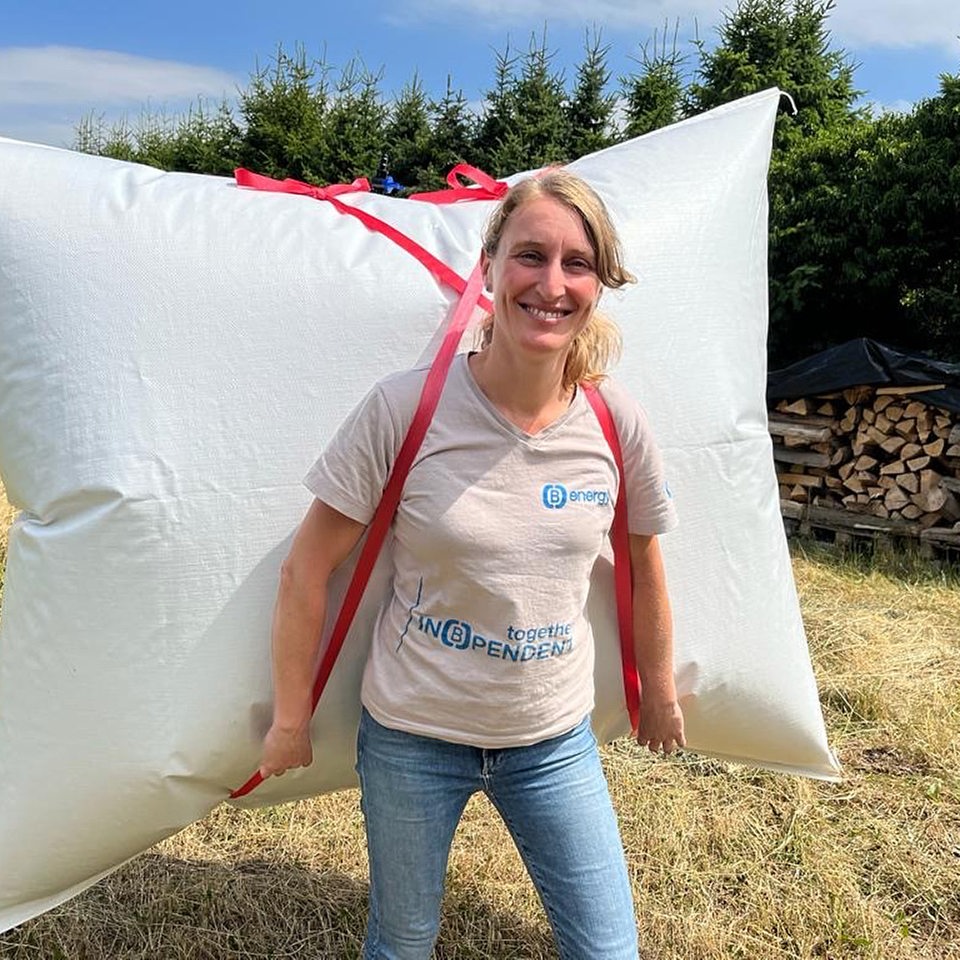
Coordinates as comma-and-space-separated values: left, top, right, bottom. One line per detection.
521, 303, 572, 321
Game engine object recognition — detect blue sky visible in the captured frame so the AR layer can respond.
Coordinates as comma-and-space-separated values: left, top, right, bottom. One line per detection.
2, 0, 958, 150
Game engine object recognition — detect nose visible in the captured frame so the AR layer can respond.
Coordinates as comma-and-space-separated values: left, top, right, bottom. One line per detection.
538, 255, 566, 300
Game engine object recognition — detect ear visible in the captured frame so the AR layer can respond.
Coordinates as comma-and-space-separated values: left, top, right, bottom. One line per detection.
480, 249, 492, 291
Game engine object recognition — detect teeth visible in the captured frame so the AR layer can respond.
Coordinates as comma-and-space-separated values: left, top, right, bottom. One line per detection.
525, 305, 568, 320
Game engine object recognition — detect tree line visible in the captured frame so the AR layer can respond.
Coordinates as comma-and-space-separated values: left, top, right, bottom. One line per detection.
75, 0, 960, 366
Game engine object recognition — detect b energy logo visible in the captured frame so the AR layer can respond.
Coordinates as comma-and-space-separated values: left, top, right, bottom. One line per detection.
542, 483, 568, 509
541, 483, 610, 509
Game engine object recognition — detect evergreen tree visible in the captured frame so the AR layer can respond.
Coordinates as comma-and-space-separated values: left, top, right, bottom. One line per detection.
565, 29, 617, 159
420, 78, 476, 190
474, 43, 521, 175
475, 33, 568, 176
237, 45, 330, 181
317, 58, 388, 183
686, 0, 860, 149
620, 22, 686, 139
384, 74, 434, 191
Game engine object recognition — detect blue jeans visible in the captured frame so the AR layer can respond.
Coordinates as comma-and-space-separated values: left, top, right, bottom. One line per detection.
356, 709, 638, 960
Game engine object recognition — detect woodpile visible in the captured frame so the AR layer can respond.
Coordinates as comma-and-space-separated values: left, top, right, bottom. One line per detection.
771, 384, 960, 552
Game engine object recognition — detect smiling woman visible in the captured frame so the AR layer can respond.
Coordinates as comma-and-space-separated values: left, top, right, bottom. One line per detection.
262, 169, 681, 958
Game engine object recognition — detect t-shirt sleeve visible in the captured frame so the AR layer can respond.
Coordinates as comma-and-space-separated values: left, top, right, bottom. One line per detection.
599, 379, 678, 536
302, 382, 405, 525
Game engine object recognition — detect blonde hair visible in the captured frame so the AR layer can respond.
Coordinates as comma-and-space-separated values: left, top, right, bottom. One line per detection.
477, 169, 636, 390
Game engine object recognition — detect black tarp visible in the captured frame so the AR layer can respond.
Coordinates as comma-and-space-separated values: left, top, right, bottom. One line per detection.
767, 338, 960, 415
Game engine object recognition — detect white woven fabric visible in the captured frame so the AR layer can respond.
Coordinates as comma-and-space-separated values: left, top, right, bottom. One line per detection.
0, 88, 839, 933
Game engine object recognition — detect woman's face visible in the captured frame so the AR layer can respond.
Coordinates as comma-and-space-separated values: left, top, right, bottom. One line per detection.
481, 196, 601, 363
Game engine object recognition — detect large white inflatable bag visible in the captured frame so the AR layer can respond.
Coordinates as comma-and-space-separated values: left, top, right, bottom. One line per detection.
0, 87, 839, 933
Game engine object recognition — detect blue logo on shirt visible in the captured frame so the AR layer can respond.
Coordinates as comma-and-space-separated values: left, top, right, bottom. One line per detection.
541, 483, 610, 508
542, 483, 568, 509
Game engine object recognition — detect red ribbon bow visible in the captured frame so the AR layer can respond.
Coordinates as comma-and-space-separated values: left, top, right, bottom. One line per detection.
410, 163, 509, 204
234, 168, 370, 200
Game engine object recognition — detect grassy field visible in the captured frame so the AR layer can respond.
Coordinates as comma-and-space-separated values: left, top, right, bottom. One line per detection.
0, 494, 957, 959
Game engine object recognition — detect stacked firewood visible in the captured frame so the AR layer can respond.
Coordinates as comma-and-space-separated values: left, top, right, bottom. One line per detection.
771, 386, 960, 531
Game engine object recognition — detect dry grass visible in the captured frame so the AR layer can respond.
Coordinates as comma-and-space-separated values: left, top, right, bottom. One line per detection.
1, 493, 958, 959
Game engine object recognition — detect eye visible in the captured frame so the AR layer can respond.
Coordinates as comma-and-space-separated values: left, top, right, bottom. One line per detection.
566, 257, 595, 273
515, 250, 542, 264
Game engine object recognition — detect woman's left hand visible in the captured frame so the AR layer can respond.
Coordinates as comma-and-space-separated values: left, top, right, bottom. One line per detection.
636, 696, 685, 755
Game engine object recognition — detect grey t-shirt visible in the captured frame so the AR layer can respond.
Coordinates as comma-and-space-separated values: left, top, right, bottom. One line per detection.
304, 353, 677, 747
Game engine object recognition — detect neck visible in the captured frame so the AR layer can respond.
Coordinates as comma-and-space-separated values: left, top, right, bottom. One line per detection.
469, 345, 573, 433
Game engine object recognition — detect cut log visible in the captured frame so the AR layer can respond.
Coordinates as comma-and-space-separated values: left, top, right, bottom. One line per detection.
875, 383, 946, 396
880, 435, 908, 456
906, 455, 931, 472
862, 407, 876, 425
884, 488, 910, 511
879, 460, 907, 476
904, 401, 928, 420
884, 403, 905, 422
874, 413, 893, 433
767, 417, 833, 442
911, 487, 947, 513
816, 401, 837, 416
778, 398, 811, 416
901, 503, 923, 520
780, 499, 805, 520
773, 447, 831, 467
839, 408, 858, 433
842, 476, 865, 494
900, 442, 922, 461
894, 419, 917, 438
917, 469, 942, 492
853, 454, 878, 472
777, 472, 823, 488
947, 424, 960, 446
896, 472, 920, 494
838, 461, 856, 481
830, 446, 850, 467
873, 395, 895, 413
943, 476, 960, 495
922, 438, 945, 457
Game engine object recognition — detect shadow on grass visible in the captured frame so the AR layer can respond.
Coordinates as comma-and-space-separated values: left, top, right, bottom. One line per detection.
0, 852, 557, 960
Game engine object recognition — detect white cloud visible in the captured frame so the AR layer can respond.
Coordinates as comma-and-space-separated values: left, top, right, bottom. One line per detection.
0, 46, 239, 148
403, 0, 960, 56
827, 0, 960, 55
0, 46, 239, 106
400, 0, 719, 31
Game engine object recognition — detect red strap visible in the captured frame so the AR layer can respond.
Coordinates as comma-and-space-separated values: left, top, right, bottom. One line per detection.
409, 163, 510, 205
229, 163, 636, 797
230, 262, 486, 799
583, 387, 641, 733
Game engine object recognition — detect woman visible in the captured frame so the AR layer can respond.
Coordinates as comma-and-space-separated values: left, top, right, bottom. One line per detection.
259, 169, 684, 959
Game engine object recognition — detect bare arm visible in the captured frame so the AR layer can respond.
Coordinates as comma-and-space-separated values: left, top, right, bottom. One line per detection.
629, 533, 685, 754
259, 498, 366, 778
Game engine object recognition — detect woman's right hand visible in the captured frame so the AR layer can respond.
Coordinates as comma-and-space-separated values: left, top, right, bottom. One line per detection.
259, 723, 313, 779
